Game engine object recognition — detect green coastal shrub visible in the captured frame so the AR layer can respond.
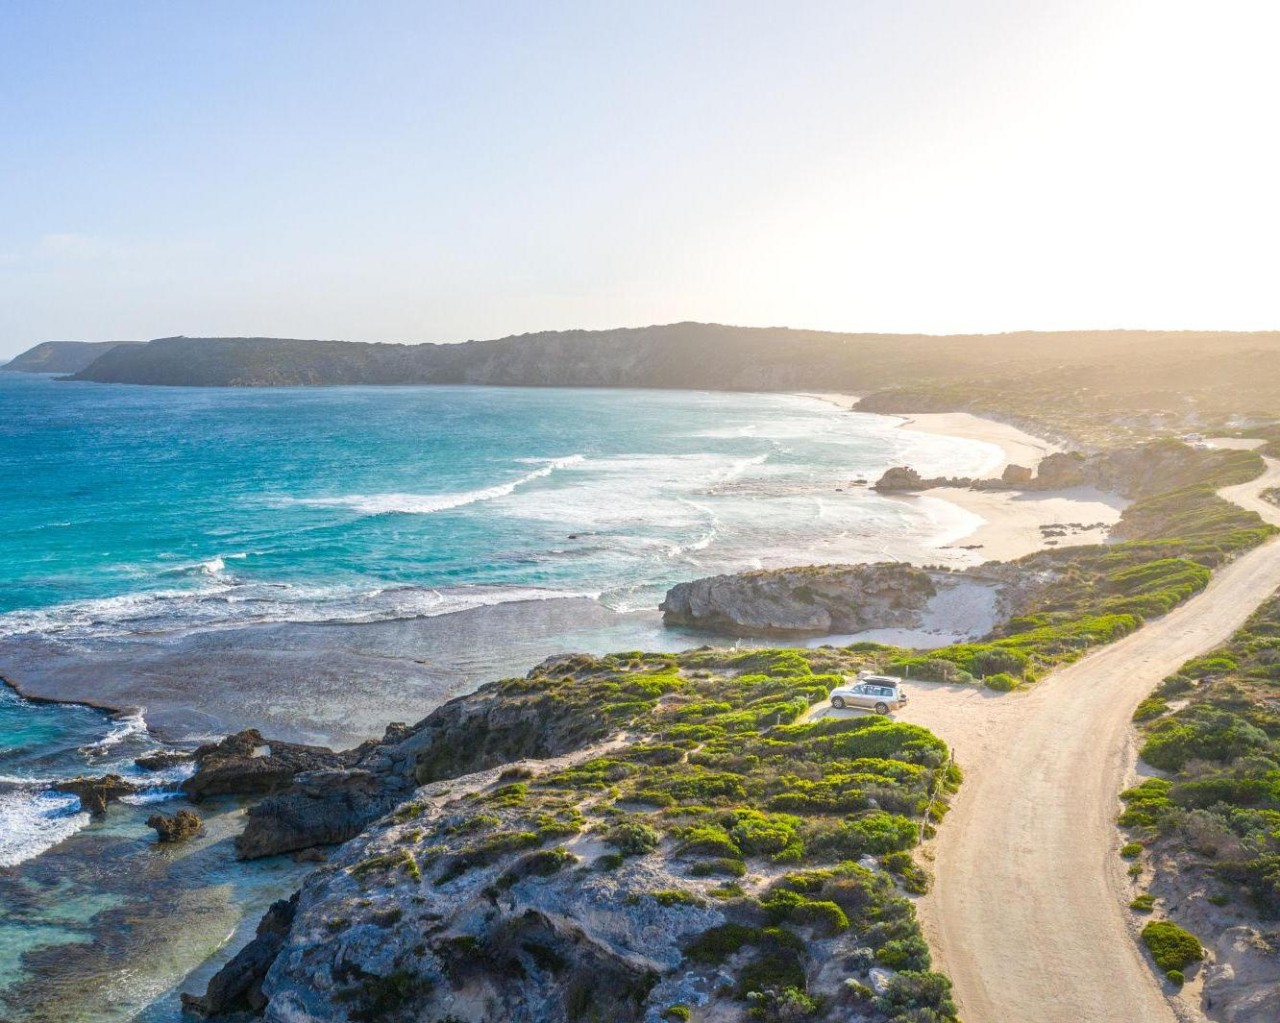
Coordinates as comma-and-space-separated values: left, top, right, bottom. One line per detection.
745, 986, 821, 1021
675, 824, 743, 860
684, 923, 762, 964
806, 811, 918, 858
1140, 709, 1271, 771
689, 857, 748, 878
1118, 778, 1174, 829
606, 818, 661, 857
873, 970, 957, 1021
1141, 921, 1204, 972
983, 672, 1019, 692
1132, 697, 1168, 721
726, 809, 804, 859
761, 888, 849, 936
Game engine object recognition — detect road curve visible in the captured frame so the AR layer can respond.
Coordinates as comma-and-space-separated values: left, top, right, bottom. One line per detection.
911, 456, 1280, 1023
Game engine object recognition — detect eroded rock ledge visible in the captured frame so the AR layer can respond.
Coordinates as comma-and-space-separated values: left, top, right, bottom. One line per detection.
660, 562, 938, 635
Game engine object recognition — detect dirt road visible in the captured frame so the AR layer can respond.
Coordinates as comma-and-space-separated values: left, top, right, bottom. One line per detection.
900, 456, 1280, 1023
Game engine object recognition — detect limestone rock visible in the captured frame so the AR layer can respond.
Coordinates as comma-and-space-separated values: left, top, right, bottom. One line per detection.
1202, 926, 1280, 1023
181, 894, 297, 1017
181, 729, 351, 802
52, 774, 135, 817
873, 466, 926, 491
1001, 463, 1034, 485
1031, 451, 1087, 489
660, 562, 937, 635
235, 769, 402, 861
134, 750, 195, 772
147, 808, 203, 842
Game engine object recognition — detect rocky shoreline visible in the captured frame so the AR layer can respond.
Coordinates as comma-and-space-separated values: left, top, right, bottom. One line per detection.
172, 646, 962, 1022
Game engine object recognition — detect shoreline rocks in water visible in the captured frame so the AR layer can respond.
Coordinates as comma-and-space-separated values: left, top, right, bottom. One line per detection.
181, 728, 355, 802
52, 774, 137, 817
871, 452, 1088, 492
660, 561, 938, 635
147, 808, 203, 842
135, 749, 195, 772
873, 440, 1218, 498
181, 894, 298, 1018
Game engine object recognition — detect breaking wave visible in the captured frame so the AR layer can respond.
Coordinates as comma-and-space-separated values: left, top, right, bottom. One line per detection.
285, 455, 585, 517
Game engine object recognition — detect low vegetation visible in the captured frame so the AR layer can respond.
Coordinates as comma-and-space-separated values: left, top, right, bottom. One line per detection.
1122, 590, 1280, 920
1141, 920, 1204, 980
364, 648, 961, 1022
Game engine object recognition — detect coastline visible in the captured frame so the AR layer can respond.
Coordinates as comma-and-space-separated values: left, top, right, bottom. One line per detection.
803, 392, 1124, 562
801, 391, 1059, 472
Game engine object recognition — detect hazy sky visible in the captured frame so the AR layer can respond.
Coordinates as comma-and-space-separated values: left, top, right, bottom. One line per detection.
2, 0, 1278, 358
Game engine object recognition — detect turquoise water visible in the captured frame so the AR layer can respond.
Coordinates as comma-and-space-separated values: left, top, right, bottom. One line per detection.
0, 373, 1001, 1019
0, 374, 992, 637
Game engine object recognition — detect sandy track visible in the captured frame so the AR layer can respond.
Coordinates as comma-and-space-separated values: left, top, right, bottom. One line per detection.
898, 457, 1280, 1023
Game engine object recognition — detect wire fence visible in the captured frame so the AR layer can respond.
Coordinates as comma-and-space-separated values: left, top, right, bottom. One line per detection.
918, 746, 954, 846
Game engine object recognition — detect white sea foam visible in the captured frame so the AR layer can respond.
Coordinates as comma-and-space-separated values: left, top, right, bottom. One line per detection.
78, 710, 149, 757
285, 455, 585, 517
0, 579, 603, 642
0, 786, 89, 867
119, 788, 183, 806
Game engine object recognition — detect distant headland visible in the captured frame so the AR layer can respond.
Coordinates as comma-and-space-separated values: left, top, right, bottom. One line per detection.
9, 323, 1280, 449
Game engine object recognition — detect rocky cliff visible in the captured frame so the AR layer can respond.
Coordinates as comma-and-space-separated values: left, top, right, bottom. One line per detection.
660, 563, 939, 635
184, 648, 962, 1023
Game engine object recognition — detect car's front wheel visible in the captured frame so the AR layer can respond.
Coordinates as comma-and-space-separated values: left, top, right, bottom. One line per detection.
831, 696, 846, 709
874, 702, 889, 715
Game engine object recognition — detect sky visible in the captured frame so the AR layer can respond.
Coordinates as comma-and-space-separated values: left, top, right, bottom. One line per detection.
1, 0, 1278, 359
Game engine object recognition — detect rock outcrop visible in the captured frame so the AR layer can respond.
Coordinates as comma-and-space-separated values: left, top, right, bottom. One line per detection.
1203, 926, 1280, 1023
872, 467, 986, 491
1001, 463, 1034, 485
181, 729, 352, 801
147, 808, 203, 842
872, 466, 928, 491
660, 562, 937, 635
134, 749, 195, 772
181, 894, 298, 1018
235, 769, 401, 860
875, 439, 1237, 503
52, 774, 136, 816
1031, 451, 1087, 489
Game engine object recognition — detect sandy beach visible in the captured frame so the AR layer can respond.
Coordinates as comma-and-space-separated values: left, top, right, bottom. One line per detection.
803, 391, 1059, 472
916, 485, 1126, 562
805, 392, 1125, 562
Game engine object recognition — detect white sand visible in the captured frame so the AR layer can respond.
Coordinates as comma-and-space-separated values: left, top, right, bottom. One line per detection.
915, 485, 1127, 563
802, 393, 1058, 473
1204, 436, 1266, 450
802, 392, 1125, 563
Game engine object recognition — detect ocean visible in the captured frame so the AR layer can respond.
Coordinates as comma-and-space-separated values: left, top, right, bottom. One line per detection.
0, 372, 1001, 1019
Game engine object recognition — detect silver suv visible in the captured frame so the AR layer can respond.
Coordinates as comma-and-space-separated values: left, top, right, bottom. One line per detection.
829, 675, 908, 714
